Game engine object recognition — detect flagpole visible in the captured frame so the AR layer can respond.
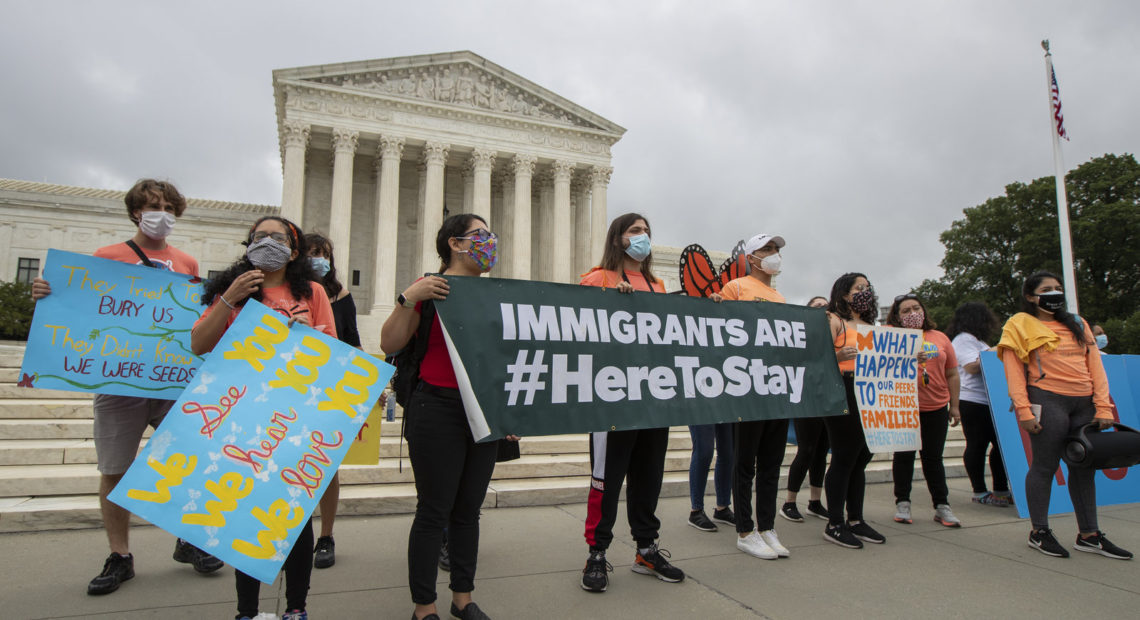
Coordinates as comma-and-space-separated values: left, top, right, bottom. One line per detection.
1041, 39, 1079, 314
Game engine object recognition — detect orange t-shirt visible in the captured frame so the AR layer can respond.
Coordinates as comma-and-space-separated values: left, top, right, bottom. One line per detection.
94, 242, 199, 277
195, 281, 337, 341
917, 330, 957, 411
1001, 320, 1111, 421
579, 268, 665, 293
719, 276, 785, 304
834, 323, 858, 373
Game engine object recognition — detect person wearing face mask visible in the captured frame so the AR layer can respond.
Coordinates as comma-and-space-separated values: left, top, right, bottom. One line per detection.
710, 234, 792, 559
885, 293, 962, 528
30, 179, 223, 596
781, 296, 832, 523
579, 214, 686, 594
192, 216, 334, 620
821, 273, 886, 549
997, 271, 1131, 560
303, 232, 362, 569
1092, 324, 1109, 355
381, 214, 514, 620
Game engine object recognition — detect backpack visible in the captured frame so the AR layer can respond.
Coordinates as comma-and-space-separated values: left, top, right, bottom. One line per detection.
388, 301, 435, 408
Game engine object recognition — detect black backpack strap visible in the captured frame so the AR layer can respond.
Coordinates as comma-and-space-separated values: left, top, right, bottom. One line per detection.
124, 240, 158, 268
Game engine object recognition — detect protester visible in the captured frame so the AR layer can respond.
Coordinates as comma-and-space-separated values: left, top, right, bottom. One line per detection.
781, 295, 831, 523
821, 273, 885, 549
947, 302, 1011, 507
886, 294, 962, 528
305, 232, 363, 569
381, 213, 510, 620
711, 233, 791, 559
31, 179, 224, 595
580, 213, 684, 593
1092, 324, 1109, 355
997, 271, 1132, 560
192, 215, 334, 620
685, 422, 734, 532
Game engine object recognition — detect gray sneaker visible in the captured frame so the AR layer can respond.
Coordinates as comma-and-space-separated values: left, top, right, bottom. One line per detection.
934, 504, 961, 528
893, 501, 912, 524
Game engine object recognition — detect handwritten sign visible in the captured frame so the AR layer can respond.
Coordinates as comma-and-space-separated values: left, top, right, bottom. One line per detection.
108, 300, 394, 583
854, 325, 922, 452
19, 249, 205, 398
342, 400, 382, 466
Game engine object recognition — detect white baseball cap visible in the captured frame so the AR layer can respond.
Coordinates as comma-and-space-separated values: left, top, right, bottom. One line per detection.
743, 233, 786, 255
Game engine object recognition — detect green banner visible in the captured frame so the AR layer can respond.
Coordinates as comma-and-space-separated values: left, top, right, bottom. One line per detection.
435, 277, 847, 441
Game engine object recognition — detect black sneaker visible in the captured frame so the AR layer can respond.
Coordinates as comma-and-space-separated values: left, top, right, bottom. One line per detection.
1074, 531, 1133, 560
314, 535, 335, 569
805, 500, 829, 520
849, 521, 886, 544
779, 502, 804, 523
173, 538, 224, 574
688, 510, 717, 532
632, 543, 684, 583
450, 601, 491, 620
1028, 528, 1070, 558
822, 524, 863, 549
87, 552, 134, 595
439, 537, 451, 572
712, 506, 736, 526
581, 549, 611, 592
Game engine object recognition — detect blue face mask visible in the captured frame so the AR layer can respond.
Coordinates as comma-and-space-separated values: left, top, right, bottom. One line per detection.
310, 256, 331, 277
1095, 334, 1108, 350
624, 233, 651, 262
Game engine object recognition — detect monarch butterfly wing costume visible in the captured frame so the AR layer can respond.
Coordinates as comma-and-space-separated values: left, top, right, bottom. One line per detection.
679, 244, 719, 297
716, 239, 748, 291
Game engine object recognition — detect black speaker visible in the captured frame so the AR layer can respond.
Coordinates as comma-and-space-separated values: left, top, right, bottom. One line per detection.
1063, 422, 1140, 470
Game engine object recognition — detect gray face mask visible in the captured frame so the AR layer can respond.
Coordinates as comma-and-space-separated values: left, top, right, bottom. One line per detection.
246, 237, 292, 272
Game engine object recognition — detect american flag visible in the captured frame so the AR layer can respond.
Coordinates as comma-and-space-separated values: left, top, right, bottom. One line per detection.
1050, 66, 1069, 141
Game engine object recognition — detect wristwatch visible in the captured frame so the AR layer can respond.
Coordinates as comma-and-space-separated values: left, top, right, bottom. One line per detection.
396, 293, 415, 308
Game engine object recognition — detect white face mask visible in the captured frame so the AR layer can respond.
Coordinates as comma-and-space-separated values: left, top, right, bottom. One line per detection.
749, 253, 781, 275
138, 211, 176, 240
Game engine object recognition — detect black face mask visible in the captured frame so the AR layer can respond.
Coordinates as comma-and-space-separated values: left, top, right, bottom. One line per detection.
1037, 291, 1066, 313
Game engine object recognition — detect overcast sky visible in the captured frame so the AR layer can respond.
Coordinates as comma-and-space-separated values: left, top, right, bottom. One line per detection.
2, 0, 1137, 304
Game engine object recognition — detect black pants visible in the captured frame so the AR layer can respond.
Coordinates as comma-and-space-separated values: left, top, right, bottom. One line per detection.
787, 416, 829, 492
822, 375, 873, 526
733, 418, 789, 533
584, 427, 669, 550
236, 517, 314, 617
406, 386, 498, 606
959, 400, 1009, 493
892, 406, 950, 507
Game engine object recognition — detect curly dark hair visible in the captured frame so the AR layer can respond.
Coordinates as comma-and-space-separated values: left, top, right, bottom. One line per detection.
436, 213, 488, 272
828, 272, 877, 323
946, 301, 999, 342
304, 232, 344, 299
125, 178, 187, 221
201, 215, 315, 307
886, 294, 936, 330
1020, 270, 1088, 346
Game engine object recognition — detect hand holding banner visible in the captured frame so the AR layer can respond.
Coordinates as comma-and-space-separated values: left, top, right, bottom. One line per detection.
854, 324, 922, 452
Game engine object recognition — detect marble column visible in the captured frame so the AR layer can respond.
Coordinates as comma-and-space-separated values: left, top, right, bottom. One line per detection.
510, 154, 536, 280
572, 176, 592, 275
497, 171, 515, 276
371, 135, 404, 311
470, 148, 497, 225
329, 128, 359, 275
420, 141, 450, 274
462, 163, 475, 213
279, 120, 310, 225
551, 160, 574, 283
534, 170, 555, 281
590, 166, 613, 263
414, 162, 427, 275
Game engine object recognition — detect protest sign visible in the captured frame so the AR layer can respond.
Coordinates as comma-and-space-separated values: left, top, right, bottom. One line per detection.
19, 249, 204, 398
853, 325, 922, 453
433, 276, 847, 442
342, 399, 383, 466
108, 300, 393, 583
980, 351, 1140, 518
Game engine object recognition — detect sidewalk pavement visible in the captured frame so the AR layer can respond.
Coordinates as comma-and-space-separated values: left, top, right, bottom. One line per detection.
4, 477, 1139, 619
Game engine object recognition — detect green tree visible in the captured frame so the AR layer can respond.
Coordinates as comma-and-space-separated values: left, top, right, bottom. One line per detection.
0, 281, 35, 340
915, 153, 1140, 352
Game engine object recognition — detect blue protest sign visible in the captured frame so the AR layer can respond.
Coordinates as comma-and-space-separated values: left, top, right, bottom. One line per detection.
979, 351, 1140, 519
108, 300, 394, 583
19, 249, 204, 398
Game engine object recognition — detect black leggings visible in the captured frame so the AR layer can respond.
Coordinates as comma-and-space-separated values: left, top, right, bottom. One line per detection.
959, 400, 1009, 493
787, 417, 829, 492
822, 376, 873, 526
236, 517, 314, 617
892, 406, 950, 507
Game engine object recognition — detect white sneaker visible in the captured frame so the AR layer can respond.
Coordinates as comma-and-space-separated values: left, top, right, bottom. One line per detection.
736, 531, 778, 560
759, 529, 790, 557
934, 504, 961, 528
894, 501, 912, 524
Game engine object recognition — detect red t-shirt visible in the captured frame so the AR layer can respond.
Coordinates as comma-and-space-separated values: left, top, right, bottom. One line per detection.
415, 301, 458, 389
195, 281, 337, 343
918, 330, 957, 411
94, 242, 199, 277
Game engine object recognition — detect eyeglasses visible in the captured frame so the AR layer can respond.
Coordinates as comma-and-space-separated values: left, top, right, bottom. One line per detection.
457, 228, 496, 242
894, 293, 919, 303
251, 231, 290, 244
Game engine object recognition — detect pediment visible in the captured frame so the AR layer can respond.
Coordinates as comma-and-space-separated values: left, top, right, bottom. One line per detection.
274, 51, 624, 135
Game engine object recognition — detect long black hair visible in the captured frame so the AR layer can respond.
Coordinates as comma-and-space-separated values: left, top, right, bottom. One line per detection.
304, 232, 344, 299
886, 294, 936, 330
946, 301, 999, 342
598, 212, 659, 283
201, 216, 315, 307
828, 272, 877, 323
436, 213, 487, 272
1020, 270, 1088, 345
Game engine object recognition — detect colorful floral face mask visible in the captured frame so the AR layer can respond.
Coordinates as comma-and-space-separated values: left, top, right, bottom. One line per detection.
459, 229, 498, 272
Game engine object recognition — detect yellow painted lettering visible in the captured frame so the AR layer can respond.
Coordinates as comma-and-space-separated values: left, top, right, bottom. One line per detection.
181, 472, 253, 527
318, 356, 379, 419
268, 336, 330, 393
231, 499, 304, 559
222, 313, 289, 372
125, 453, 197, 503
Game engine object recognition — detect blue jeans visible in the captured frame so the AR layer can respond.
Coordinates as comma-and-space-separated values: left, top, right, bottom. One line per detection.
688, 423, 733, 511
